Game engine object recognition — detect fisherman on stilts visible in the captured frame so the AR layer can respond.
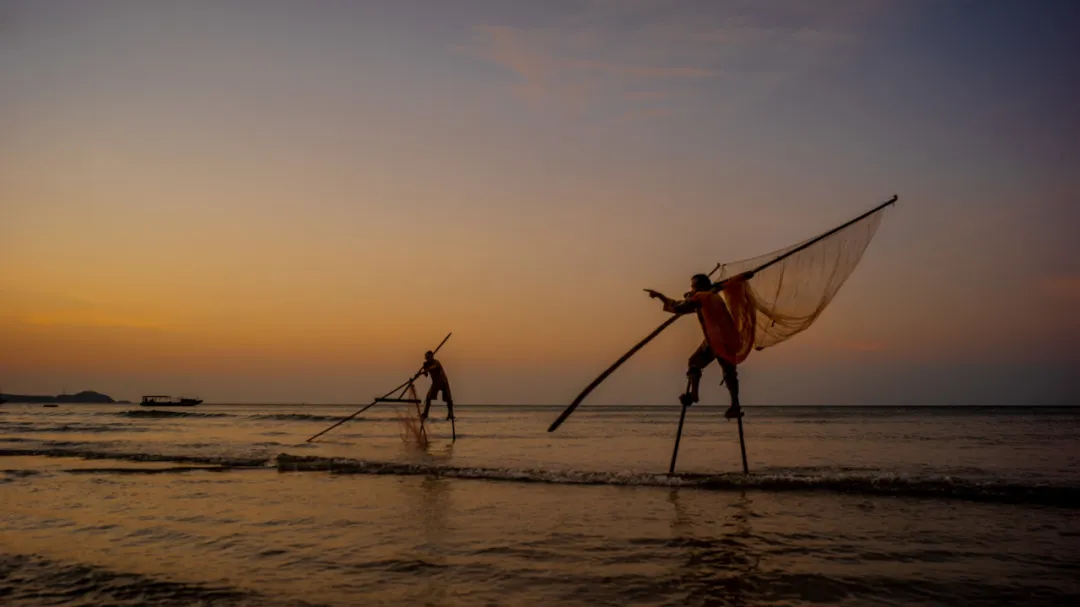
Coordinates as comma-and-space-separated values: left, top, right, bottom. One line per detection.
645, 271, 755, 420
548, 197, 897, 477
419, 350, 454, 422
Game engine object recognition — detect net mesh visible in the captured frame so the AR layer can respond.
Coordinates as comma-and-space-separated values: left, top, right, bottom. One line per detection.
714, 203, 889, 354
396, 383, 428, 446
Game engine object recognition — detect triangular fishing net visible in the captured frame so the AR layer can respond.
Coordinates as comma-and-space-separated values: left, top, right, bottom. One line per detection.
714, 202, 890, 356
396, 383, 428, 446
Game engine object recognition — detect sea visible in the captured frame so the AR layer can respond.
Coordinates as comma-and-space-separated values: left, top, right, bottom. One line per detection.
1, 402, 1078, 606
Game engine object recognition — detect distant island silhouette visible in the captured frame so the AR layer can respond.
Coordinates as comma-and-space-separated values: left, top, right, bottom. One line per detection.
0, 391, 129, 404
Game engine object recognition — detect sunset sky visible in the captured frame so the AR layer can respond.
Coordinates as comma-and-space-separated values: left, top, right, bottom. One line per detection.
2, 1, 1077, 406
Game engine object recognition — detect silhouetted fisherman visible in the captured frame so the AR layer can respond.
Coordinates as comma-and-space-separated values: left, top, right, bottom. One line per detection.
645, 272, 753, 420
419, 350, 454, 421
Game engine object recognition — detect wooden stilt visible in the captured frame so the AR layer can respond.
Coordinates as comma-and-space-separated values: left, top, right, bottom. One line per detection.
736, 415, 749, 474
669, 401, 689, 475
451, 416, 457, 442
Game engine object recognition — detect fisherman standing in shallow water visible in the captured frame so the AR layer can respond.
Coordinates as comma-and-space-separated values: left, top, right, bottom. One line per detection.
645, 272, 754, 420
419, 350, 454, 421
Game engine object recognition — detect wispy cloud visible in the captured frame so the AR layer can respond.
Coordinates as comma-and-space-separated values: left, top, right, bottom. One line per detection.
461, 24, 715, 112
462, 0, 893, 115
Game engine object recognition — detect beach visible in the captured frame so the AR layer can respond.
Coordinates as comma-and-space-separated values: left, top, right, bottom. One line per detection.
2, 404, 1077, 606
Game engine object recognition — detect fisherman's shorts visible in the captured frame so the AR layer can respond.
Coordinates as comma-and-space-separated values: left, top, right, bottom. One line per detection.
687, 341, 738, 385
426, 382, 452, 403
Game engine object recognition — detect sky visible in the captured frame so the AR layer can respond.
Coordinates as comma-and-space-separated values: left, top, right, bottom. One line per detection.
1, 0, 1077, 406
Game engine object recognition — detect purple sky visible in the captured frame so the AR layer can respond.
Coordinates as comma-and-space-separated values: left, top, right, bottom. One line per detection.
1, 1, 1077, 405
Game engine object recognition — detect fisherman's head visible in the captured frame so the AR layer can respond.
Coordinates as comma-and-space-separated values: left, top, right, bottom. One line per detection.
424, 351, 434, 361
690, 274, 712, 292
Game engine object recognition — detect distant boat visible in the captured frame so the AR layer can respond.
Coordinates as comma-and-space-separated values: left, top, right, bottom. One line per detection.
140, 395, 203, 407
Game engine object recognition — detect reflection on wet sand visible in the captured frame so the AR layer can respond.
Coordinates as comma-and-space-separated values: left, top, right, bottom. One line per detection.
405, 475, 453, 606
668, 489, 760, 606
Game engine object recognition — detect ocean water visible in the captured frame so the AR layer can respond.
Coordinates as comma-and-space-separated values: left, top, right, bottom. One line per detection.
1, 402, 1078, 606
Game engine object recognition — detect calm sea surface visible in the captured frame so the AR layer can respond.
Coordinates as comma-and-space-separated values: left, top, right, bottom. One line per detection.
2, 403, 1078, 606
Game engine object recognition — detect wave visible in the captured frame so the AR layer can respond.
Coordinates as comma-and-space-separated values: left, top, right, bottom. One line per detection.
102, 411, 365, 422
0, 422, 148, 433
5, 442, 1077, 509
251, 413, 361, 422
64, 465, 244, 475
0, 553, 317, 607
275, 455, 1080, 509
0, 447, 270, 468
114, 410, 232, 419
1, 469, 41, 480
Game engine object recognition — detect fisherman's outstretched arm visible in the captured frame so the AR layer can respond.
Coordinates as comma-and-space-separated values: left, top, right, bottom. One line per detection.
643, 290, 700, 314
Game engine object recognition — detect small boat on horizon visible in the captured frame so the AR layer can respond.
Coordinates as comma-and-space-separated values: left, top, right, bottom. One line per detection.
141, 395, 203, 407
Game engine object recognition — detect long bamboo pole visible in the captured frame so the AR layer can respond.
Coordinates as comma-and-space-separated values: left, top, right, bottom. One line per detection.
306, 332, 452, 443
